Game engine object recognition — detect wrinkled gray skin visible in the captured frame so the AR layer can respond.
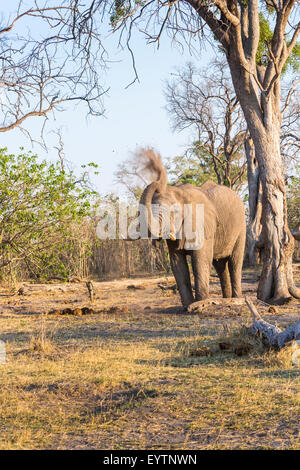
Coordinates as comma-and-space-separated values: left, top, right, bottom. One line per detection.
139, 149, 246, 307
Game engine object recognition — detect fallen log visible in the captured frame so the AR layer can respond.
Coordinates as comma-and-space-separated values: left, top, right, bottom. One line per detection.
245, 297, 300, 365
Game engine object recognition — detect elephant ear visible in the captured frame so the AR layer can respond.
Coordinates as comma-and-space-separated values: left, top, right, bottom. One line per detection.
177, 191, 217, 251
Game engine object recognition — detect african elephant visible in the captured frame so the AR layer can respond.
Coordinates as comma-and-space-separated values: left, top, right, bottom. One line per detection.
139, 149, 246, 307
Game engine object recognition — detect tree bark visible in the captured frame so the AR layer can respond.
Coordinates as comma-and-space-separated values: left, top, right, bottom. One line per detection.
254, 125, 291, 303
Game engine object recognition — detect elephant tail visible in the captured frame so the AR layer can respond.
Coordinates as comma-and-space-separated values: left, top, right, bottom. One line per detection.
136, 147, 167, 192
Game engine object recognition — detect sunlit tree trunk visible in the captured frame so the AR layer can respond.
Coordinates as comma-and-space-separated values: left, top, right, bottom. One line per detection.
254, 125, 292, 303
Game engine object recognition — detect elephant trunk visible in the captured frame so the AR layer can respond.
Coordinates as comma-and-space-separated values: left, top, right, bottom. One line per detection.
138, 148, 169, 239
140, 181, 160, 238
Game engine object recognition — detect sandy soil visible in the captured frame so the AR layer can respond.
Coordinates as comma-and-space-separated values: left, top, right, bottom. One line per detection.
1, 266, 299, 324
0, 266, 299, 450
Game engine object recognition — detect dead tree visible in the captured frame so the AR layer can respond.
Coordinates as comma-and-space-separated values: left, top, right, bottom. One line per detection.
0, 2, 106, 143
165, 61, 247, 191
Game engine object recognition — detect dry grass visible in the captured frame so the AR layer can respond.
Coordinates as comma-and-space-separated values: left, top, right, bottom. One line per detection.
29, 315, 56, 354
0, 267, 299, 450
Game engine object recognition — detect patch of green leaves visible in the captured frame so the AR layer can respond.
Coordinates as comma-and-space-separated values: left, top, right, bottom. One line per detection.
0, 148, 99, 280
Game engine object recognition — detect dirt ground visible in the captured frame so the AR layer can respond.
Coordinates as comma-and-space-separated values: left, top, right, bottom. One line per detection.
0, 266, 299, 450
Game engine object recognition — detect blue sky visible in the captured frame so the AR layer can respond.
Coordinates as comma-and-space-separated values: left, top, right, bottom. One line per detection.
2, 11, 216, 196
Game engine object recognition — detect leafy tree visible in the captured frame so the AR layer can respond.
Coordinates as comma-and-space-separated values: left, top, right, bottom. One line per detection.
167, 145, 219, 187
0, 148, 99, 280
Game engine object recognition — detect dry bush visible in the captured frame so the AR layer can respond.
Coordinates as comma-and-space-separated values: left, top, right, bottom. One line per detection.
2, 221, 170, 283
91, 239, 169, 279
262, 343, 300, 369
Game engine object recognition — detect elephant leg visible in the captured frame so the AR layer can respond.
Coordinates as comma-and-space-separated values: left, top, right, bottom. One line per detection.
168, 248, 194, 306
228, 233, 245, 297
213, 258, 232, 298
191, 245, 213, 301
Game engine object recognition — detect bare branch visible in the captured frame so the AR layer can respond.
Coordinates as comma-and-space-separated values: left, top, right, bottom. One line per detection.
0, 1, 108, 143
164, 60, 247, 189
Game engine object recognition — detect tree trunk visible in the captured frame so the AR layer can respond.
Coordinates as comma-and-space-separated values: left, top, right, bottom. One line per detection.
253, 125, 291, 303
228, 61, 300, 304
245, 137, 263, 266
256, 129, 298, 303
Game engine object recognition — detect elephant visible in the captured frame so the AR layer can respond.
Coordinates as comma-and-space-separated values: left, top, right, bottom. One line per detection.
139, 149, 246, 307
